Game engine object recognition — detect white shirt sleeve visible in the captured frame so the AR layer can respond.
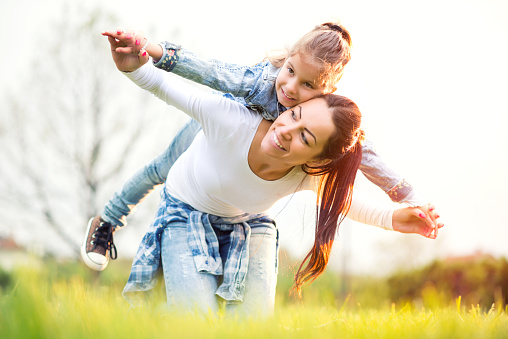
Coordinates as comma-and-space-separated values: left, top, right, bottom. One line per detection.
122, 63, 247, 141
123, 62, 211, 120
346, 190, 394, 231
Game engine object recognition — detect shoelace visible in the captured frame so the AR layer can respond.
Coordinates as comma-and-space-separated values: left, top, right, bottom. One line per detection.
92, 223, 118, 260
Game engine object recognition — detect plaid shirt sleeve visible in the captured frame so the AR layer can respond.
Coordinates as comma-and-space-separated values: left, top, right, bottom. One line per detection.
122, 188, 276, 306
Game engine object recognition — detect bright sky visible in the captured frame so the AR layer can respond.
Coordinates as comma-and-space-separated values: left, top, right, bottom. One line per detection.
1, 0, 507, 275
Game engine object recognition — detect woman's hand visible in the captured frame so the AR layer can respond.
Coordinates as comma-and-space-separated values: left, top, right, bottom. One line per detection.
103, 29, 164, 63
392, 203, 444, 239
102, 30, 149, 72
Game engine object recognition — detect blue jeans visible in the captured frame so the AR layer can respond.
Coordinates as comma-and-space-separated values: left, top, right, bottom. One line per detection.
160, 220, 278, 317
101, 119, 202, 227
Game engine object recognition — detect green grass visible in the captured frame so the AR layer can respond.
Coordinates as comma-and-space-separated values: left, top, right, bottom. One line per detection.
1, 263, 507, 339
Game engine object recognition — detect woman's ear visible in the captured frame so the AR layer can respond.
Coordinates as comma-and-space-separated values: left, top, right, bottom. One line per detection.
305, 158, 332, 167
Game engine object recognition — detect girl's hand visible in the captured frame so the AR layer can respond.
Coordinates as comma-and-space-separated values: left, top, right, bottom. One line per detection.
103, 29, 147, 55
103, 29, 164, 62
102, 30, 150, 72
392, 203, 444, 239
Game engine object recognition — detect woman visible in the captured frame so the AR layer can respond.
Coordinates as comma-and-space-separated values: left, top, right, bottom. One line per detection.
84, 25, 422, 272
104, 35, 442, 317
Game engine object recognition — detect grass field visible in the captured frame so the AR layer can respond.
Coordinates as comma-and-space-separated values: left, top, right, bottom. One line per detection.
1, 261, 507, 339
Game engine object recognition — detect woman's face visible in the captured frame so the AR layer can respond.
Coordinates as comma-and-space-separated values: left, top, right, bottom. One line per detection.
261, 97, 335, 167
275, 53, 330, 108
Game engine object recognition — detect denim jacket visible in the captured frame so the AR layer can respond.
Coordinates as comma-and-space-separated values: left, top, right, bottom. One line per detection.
154, 42, 419, 204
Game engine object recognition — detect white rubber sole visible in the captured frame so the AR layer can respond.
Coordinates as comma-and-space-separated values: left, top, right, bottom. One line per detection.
81, 217, 108, 271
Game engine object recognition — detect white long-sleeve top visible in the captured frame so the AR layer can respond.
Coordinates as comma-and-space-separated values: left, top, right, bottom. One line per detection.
124, 63, 394, 230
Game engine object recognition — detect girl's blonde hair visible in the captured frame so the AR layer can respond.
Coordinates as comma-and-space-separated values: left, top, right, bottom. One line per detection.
267, 22, 352, 90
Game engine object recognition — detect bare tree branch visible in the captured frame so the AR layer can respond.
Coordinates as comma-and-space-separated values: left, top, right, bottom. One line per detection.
0, 5, 179, 257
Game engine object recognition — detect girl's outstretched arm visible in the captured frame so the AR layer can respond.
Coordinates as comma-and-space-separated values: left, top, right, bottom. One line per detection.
104, 29, 267, 98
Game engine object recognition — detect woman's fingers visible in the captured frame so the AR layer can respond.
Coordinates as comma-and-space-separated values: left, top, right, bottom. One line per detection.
415, 206, 438, 239
115, 46, 135, 54
102, 29, 124, 38
417, 208, 435, 229
102, 29, 132, 40
425, 203, 445, 238
103, 29, 148, 55
106, 36, 120, 51
430, 203, 443, 237
423, 203, 440, 237
139, 48, 150, 61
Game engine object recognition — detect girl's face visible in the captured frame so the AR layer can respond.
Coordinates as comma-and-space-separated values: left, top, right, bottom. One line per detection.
261, 97, 335, 167
275, 53, 334, 108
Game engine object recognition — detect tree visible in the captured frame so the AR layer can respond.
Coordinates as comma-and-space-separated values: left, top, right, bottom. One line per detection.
0, 5, 184, 257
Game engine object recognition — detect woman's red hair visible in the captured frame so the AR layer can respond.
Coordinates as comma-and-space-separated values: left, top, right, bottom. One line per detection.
294, 94, 364, 295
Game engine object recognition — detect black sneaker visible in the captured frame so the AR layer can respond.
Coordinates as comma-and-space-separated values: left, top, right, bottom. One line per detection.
81, 216, 117, 271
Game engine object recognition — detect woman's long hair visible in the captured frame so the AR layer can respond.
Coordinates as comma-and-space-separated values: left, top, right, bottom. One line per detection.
293, 94, 364, 295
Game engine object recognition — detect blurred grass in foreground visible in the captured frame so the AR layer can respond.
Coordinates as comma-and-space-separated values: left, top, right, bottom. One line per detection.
1, 261, 508, 338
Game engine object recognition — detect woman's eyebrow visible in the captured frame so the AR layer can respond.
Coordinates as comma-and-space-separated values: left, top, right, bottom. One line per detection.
299, 106, 317, 145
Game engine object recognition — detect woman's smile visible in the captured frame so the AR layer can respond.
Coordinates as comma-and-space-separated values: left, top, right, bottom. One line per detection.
259, 97, 335, 168
273, 131, 287, 151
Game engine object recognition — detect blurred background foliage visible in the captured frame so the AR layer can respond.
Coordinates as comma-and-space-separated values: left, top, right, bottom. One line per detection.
1, 251, 506, 310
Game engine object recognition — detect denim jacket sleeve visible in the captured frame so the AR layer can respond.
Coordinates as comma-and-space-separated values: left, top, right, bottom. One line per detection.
360, 140, 421, 205
153, 42, 280, 120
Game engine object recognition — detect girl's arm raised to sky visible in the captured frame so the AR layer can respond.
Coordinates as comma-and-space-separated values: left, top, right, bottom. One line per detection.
103, 30, 263, 99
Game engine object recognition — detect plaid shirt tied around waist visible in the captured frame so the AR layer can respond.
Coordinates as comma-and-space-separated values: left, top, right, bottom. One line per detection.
122, 188, 277, 306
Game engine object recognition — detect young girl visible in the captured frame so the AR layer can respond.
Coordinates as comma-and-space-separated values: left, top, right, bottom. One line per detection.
82, 23, 432, 271
104, 34, 441, 316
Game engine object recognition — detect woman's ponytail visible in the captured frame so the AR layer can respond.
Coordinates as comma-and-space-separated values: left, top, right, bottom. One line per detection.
293, 94, 364, 295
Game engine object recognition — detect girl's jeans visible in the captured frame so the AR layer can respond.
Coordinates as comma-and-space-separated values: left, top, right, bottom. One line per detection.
101, 119, 201, 227
161, 220, 278, 317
